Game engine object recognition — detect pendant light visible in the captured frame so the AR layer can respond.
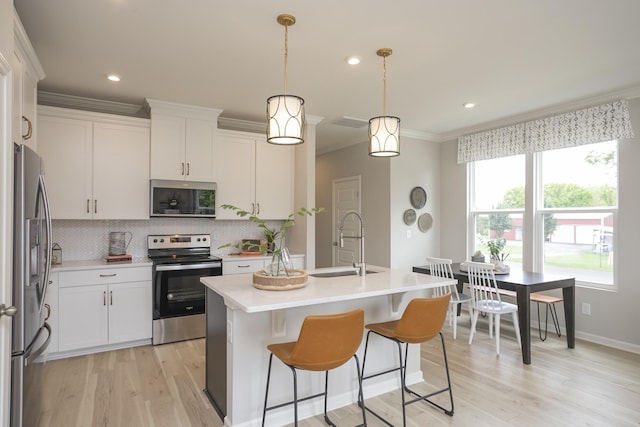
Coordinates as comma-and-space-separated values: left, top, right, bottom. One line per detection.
369, 48, 400, 157
266, 14, 306, 145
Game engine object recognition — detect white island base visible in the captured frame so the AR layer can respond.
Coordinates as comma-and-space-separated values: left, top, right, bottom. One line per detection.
201, 266, 455, 427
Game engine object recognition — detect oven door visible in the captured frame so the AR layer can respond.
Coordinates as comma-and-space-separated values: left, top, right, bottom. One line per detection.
153, 261, 222, 319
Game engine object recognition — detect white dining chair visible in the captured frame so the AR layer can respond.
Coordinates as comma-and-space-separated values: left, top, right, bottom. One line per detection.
465, 261, 521, 355
426, 257, 473, 339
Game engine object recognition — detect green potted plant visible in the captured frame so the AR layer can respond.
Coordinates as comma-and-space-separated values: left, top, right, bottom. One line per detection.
219, 204, 324, 277
484, 238, 506, 261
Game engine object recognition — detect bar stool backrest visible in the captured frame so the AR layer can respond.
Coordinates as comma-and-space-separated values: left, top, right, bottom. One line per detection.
395, 294, 451, 343
289, 309, 364, 371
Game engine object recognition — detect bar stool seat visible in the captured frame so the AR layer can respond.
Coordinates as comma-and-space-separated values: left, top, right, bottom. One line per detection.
262, 308, 366, 427
361, 294, 454, 426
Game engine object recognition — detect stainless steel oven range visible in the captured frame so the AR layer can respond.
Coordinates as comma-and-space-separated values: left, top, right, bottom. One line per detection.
148, 234, 222, 345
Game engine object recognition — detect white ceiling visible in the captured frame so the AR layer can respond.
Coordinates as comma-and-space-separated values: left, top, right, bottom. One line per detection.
14, 0, 640, 154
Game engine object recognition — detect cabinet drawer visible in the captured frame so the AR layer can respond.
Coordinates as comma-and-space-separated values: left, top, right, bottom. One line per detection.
223, 259, 265, 275
59, 266, 151, 287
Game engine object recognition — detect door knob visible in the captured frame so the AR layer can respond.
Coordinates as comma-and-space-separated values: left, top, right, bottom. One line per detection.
0, 304, 18, 318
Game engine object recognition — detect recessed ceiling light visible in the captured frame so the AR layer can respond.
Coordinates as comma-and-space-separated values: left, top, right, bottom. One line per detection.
346, 56, 361, 65
463, 102, 476, 109
107, 74, 121, 82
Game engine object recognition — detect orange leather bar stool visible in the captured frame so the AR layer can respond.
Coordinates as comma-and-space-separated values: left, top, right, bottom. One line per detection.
361, 294, 454, 426
261, 309, 367, 427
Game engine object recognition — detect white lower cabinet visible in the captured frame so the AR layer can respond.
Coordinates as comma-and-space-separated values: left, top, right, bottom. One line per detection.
57, 266, 152, 353
223, 255, 304, 275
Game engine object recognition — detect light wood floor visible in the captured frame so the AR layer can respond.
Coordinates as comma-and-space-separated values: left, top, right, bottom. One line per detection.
39, 321, 640, 427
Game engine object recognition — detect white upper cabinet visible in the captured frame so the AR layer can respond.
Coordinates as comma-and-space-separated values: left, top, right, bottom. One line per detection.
37, 106, 150, 220
12, 12, 45, 152
146, 99, 222, 182
216, 130, 294, 220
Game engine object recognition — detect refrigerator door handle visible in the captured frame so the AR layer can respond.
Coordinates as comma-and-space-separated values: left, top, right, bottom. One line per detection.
24, 322, 51, 366
38, 174, 53, 312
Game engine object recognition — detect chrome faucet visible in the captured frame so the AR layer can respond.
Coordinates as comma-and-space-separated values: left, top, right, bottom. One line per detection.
339, 210, 366, 276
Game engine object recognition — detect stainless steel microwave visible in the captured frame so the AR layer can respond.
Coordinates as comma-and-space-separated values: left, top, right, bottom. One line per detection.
150, 179, 216, 218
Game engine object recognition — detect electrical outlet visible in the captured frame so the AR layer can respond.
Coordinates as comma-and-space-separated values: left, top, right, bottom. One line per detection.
581, 302, 591, 315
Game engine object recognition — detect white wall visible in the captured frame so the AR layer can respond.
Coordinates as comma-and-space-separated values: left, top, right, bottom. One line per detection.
439, 96, 640, 351
315, 142, 391, 268
389, 137, 442, 269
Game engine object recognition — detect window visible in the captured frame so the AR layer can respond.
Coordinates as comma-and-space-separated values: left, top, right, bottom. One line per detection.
470, 141, 617, 286
539, 141, 617, 285
470, 155, 525, 269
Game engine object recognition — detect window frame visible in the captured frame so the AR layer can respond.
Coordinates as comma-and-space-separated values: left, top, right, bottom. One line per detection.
468, 142, 618, 289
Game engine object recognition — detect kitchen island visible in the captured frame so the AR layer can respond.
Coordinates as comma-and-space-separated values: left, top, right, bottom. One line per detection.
201, 266, 455, 427
200, 266, 455, 427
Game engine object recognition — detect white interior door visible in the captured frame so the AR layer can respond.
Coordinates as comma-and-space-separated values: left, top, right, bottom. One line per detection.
332, 176, 361, 267
1, 57, 13, 427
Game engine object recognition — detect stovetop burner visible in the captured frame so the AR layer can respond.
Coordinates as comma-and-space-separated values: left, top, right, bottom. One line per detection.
148, 234, 221, 264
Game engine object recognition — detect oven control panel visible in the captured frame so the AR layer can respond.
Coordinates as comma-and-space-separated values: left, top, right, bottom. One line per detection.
148, 234, 211, 250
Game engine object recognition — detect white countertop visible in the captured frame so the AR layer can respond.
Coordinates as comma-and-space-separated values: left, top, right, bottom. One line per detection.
51, 258, 153, 271
200, 266, 455, 313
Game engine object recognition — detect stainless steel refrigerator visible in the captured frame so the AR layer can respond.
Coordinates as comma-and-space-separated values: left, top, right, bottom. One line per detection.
11, 144, 53, 427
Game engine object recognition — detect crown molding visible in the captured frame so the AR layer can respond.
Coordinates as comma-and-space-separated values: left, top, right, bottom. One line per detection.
14, 9, 45, 80
38, 91, 147, 117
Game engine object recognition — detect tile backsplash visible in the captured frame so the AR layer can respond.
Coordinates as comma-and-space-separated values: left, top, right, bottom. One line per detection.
52, 218, 283, 261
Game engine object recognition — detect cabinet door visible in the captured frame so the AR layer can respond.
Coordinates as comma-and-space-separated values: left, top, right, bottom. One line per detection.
93, 122, 150, 219
58, 285, 108, 351
37, 115, 93, 219
149, 114, 186, 180
215, 135, 256, 218
185, 118, 216, 182
255, 140, 294, 219
108, 281, 152, 344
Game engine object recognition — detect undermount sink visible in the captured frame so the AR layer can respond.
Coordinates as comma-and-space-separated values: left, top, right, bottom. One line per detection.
309, 270, 380, 278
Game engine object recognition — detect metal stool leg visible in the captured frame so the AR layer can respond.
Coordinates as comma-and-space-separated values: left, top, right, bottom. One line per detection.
549, 302, 562, 337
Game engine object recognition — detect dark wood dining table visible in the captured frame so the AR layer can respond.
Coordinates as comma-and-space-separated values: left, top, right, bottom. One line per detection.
412, 263, 575, 364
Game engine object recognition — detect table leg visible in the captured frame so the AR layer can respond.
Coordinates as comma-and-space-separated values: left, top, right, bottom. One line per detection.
456, 279, 464, 316
516, 289, 531, 364
562, 284, 575, 348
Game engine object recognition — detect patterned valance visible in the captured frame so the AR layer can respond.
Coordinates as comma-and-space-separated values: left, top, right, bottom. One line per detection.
457, 100, 635, 163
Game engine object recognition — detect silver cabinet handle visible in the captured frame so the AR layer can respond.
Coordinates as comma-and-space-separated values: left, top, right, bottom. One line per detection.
186, 163, 190, 176
256, 203, 260, 215
100, 273, 117, 277
87, 199, 90, 213
181, 162, 185, 175
238, 265, 251, 268
110, 291, 113, 306
0, 304, 18, 317
103, 291, 106, 306
94, 199, 97, 214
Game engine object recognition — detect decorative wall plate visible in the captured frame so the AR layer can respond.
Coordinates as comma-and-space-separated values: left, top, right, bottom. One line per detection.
417, 213, 433, 233
403, 209, 416, 225
410, 186, 427, 209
